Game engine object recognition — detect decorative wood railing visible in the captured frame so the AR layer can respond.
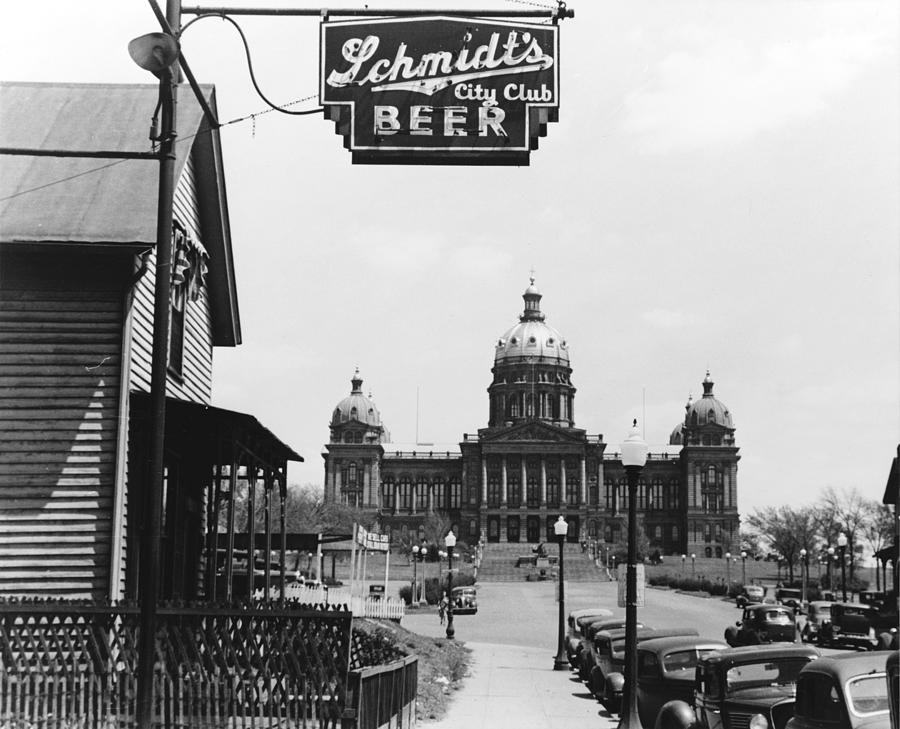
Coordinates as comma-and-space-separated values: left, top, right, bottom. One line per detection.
0, 600, 365, 728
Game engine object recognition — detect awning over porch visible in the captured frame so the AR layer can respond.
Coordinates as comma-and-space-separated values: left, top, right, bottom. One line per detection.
131, 391, 303, 466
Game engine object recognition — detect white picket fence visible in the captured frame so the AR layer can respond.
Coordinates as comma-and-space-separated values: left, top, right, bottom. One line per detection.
254, 584, 405, 620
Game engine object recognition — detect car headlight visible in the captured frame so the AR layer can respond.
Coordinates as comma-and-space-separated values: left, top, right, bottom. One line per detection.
749, 713, 769, 729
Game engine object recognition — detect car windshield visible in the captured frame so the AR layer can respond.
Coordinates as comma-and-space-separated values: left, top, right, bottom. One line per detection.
762, 609, 792, 624
847, 675, 889, 716
663, 649, 703, 673
813, 605, 831, 618
725, 658, 810, 694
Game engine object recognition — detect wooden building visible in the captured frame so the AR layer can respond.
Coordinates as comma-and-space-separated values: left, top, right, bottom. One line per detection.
323, 280, 741, 556
0, 82, 302, 602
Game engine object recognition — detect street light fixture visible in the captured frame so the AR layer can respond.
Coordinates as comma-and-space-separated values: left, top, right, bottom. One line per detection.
444, 530, 456, 639
837, 532, 848, 602
741, 551, 747, 585
691, 553, 696, 578
681, 554, 686, 576
553, 515, 569, 670
617, 419, 648, 729
419, 541, 428, 605
827, 546, 835, 592
725, 552, 731, 587
411, 545, 420, 604
799, 548, 808, 605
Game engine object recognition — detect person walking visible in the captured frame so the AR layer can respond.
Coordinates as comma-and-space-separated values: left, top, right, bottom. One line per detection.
438, 592, 448, 625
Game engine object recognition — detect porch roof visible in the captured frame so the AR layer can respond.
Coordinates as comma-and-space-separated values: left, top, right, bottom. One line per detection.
131, 392, 303, 467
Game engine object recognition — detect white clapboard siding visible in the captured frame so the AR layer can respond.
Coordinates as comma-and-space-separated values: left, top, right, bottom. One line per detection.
0, 286, 123, 600
130, 153, 213, 404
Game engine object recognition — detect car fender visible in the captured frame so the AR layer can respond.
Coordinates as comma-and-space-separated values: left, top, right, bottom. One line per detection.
654, 700, 699, 729
606, 671, 625, 696
724, 625, 739, 646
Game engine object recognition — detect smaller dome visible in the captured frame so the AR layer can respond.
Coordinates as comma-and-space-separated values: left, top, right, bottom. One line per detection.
684, 370, 733, 428
669, 423, 684, 445
332, 368, 381, 426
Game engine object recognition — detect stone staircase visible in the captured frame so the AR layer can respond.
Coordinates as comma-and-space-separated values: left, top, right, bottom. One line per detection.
477, 542, 605, 582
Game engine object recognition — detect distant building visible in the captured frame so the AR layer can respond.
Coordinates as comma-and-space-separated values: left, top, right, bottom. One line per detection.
322, 279, 740, 556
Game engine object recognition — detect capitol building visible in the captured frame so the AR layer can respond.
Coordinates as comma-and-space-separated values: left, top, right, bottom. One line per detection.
323, 279, 740, 555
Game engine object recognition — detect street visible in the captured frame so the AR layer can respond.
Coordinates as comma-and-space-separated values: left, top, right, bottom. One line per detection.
403, 579, 741, 651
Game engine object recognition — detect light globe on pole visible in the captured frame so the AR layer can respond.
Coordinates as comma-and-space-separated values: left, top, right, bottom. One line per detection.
837, 532, 848, 602
552, 515, 569, 670
617, 419, 647, 729
444, 530, 457, 639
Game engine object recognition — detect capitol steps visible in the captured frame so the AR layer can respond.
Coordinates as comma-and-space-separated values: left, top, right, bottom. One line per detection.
477, 542, 605, 583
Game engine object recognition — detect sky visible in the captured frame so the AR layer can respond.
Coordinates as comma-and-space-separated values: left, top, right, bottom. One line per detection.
3, 0, 898, 515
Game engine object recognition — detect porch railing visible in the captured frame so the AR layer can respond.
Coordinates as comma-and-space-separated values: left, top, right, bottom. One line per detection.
0, 601, 355, 728
254, 586, 406, 621
343, 655, 417, 729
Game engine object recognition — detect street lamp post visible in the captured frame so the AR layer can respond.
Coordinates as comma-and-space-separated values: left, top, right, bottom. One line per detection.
411, 545, 419, 604
691, 553, 696, 579
837, 532, 848, 602
681, 554, 686, 576
444, 531, 456, 639
553, 515, 569, 670
741, 551, 747, 585
827, 546, 835, 591
617, 420, 648, 729
800, 548, 808, 606
725, 552, 731, 587
419, 541, 428, 605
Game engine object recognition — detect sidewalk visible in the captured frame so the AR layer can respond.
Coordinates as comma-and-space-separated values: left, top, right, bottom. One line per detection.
421, 641, 619, 729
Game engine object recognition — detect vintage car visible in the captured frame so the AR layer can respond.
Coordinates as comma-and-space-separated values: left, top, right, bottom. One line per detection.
656, 643, 820, 729
725, 604, 798, 647
589, 626, 699, 712
819, 602, 881, 651
635, 636, 728, 728
736, 584, 767, 608
576, 617, 636, 681
566, 608, 614, 666
800, 600, 833, 644
450, 586, 477, 615
775, 588, 804, 612
786, 652, 893, 729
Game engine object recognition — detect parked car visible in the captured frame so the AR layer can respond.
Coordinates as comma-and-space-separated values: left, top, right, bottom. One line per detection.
725, 604, 798, 647
736, 584, 766, 608
787, 652, 893, 729
450, 586, 477, 614
656, 643, 820, 729
801, 600, 834, 644
566, 608, 614, 666
589, 626, 699, 712
635, 636, 728, 728
819, 602, 881, 651
576, 617, 636, 681
775, 588, 804, 611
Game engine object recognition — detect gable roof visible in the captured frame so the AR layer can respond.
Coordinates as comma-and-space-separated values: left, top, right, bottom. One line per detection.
0, 81, 240, 346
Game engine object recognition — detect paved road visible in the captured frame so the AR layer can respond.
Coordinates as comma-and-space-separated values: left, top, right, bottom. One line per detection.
404, 578, 742, 649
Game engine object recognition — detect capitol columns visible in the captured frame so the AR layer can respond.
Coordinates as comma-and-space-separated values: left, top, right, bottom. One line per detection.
501, 456, 508, 506
540, 457, 548, 506
520, 459, 527, 507
560, 459, 567, 506
580, 456, 587, 505
481, 457, 488, 504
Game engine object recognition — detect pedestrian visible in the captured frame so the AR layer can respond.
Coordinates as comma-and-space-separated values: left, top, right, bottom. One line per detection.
438, 592, 448, 625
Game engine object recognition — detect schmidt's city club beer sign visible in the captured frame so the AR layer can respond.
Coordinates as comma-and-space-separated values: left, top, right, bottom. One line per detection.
319, 16, 560, 165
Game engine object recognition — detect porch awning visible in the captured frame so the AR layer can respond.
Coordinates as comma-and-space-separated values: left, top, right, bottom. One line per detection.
131, 392, 303, 466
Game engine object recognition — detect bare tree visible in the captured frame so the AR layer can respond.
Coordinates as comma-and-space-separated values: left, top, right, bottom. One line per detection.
816, 487, 869, 580
745, 505, 818, 582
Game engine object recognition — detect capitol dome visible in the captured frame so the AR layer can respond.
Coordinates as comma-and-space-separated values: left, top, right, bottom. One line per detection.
494, 277, 570, 365
684, 371, 733, 428
331, 368, 381, 426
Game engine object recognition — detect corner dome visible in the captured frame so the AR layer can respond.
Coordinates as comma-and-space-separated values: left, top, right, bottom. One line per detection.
684, 371, 733, 428
332, 368, 381, 426
494, 277, 570, 365
669, 423, 684, 445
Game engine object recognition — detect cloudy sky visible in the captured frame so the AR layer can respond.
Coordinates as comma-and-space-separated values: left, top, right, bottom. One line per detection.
4, 0, 897, 515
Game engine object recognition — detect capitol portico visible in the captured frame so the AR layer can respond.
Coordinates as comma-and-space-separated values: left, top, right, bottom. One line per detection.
323, 279, 740, 555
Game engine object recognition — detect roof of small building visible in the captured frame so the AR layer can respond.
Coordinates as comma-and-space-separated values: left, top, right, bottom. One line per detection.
0, 81, 240, 345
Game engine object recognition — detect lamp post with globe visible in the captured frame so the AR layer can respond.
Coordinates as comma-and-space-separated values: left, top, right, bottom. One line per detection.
444, 530, 456, 639
741, 551, 747, 585
800, 548, 808, 605
617, 420, 648, 729
552, 515, 569, 670
837, 532, 848, 602
691, 553, 696, 579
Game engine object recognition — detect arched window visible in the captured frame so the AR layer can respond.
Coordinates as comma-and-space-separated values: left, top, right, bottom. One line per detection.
691, 411, 698, 425
354, 432, 363, 443
510, 397, 519, 418
547, 477, 559, 507
526, 393, 534, 417
415, 479, 428, 510
350, 406, 358, 420
348, 462, 357, 486
381, 478, 394, 510
399, 478, 412, 510
433, 478, 445, 511
344, 432, 354, 443
487, 477, 501, 508
448, 478, 461, 509
654, 526, 662, 540
705, 547, 713, 558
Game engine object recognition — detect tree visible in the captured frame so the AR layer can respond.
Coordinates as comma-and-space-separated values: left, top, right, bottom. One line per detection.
815, 487, 869, 581
610, 513, 650, 564
745, 505, 818, 582
861, 499, 895, 591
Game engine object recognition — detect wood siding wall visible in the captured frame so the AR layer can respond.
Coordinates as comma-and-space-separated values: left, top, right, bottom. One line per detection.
0, 250, 132, 600
130, 153, 213, 404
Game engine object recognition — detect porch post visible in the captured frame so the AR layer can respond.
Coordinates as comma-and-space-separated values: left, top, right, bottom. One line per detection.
247, 465, 257, 602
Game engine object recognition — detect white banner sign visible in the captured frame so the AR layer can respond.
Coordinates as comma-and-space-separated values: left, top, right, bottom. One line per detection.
617, 563, 645, 608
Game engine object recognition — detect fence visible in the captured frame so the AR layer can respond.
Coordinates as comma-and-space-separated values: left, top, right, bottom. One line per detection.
342, 655, 417, 729
0, 601, 354, 729
254, 586, 405, 621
